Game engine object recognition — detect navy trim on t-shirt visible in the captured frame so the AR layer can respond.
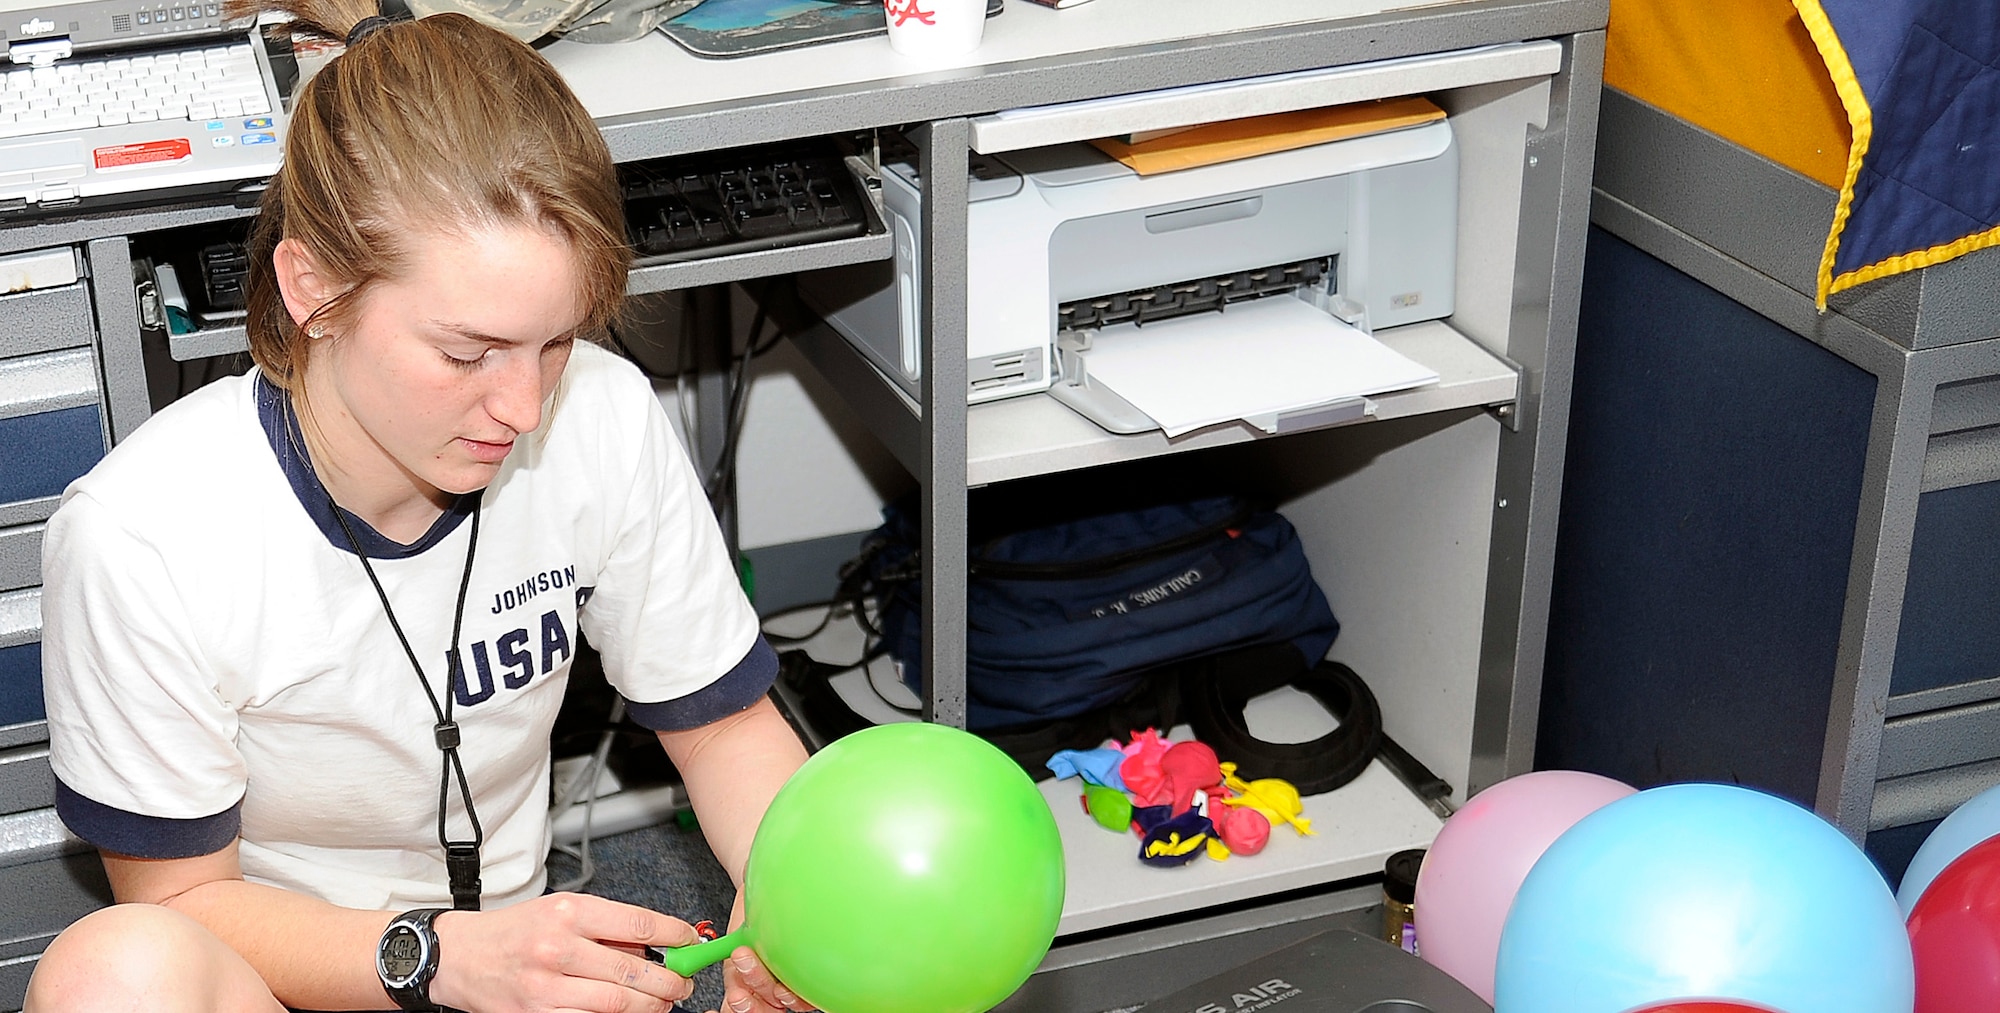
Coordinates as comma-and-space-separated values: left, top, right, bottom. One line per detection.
55, 779, 240, 859
624, 635, 780, 732
255, 375, 476, 559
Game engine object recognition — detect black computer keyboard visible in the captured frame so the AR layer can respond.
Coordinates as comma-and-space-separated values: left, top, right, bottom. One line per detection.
619, 139, 873, 264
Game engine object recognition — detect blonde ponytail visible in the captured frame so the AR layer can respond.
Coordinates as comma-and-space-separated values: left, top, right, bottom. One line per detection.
225, 0, 628, 390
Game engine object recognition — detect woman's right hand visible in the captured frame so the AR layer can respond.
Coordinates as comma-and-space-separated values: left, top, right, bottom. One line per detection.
428, 892, 701, 1012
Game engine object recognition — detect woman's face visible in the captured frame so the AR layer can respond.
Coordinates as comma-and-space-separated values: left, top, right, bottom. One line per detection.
290, 222, 588, 500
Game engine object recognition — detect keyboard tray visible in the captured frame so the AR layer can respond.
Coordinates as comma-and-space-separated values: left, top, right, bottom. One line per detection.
619, 138, 873, 264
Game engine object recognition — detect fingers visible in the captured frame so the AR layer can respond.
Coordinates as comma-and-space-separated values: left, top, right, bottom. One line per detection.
722, 946, 813, 1012
557, 938, 696, 1005
545, 892, 703, 949
430, 898, 708, 1013
719, 990, 785, 1013
531, 894, 705, 1009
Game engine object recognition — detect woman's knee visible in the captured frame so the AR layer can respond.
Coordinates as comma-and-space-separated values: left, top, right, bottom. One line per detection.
25, 904, 279, 1013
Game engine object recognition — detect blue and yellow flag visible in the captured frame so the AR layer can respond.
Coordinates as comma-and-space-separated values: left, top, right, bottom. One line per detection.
1794, 0, 2000, 307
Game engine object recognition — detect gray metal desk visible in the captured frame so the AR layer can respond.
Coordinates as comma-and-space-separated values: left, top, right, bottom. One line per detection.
0, 1, 1608, 1005
1544, 88, 2000, 876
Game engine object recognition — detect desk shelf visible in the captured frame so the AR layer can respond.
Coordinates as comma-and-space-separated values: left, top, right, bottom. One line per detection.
167, 323, 249, 363
1047, 758, 1442, 936
0, 201, 257, 259
966, 320, 1519, 487
625, 228, 891, 297
780, 617, 1447, 941
154, 230, 896, 362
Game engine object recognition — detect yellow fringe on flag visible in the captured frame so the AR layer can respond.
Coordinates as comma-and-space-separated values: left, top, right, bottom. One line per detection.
1791, 1, 2000, 307
1790, 0, 1872, 309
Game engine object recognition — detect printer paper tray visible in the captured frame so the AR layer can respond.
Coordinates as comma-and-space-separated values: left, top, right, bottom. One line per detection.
966, 318, 1516, 486
1051, 379, 1373, 437
1054, 297, 1441, 438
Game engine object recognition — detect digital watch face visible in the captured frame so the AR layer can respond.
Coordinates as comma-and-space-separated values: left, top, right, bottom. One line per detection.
380, 926, 426, 984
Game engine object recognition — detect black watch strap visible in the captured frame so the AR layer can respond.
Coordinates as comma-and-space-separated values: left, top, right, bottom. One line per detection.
378, 907, 449, 1012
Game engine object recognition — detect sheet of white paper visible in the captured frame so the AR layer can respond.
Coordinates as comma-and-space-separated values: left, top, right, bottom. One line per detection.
1080, 296, 1439, 438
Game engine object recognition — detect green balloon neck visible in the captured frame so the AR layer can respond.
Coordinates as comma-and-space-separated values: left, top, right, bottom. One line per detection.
659, 926, 755, 977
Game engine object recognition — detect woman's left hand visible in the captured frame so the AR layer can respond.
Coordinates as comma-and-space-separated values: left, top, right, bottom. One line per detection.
720, 944, 812, 1013
714, 893, 811, 1013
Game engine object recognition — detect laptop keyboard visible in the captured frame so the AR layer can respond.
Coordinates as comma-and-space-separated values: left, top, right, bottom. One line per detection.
619, 139, 872, 263
0, 43, 271, 140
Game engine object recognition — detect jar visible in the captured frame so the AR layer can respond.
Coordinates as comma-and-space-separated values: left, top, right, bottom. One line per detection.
1382, 848, 1424, 955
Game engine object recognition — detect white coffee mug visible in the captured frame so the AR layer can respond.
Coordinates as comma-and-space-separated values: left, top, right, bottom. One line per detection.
883, 0, 985, 57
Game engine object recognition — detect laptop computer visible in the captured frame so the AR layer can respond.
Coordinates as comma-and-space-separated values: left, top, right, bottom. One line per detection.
0, 0, 288, 218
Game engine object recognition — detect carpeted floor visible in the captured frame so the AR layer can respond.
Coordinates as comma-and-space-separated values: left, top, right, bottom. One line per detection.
548, 821, 741, 1013
545, 814, 1154, 1013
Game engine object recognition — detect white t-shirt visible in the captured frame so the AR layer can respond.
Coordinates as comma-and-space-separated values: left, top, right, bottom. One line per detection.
42, 341, 774, 912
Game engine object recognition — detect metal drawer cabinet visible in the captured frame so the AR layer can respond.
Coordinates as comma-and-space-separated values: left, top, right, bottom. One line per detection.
0, 810, 111, 1012
1866, 370, 2000, 886
0, 346, 106, 542
0, 591, 38, 745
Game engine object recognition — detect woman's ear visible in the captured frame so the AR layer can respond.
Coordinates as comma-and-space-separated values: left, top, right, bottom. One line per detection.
271, 238, 337, 331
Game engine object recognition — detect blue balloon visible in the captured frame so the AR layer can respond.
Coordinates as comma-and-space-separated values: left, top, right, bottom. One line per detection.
1494, 783, 1913, 1013
1896, 781, 2000, 915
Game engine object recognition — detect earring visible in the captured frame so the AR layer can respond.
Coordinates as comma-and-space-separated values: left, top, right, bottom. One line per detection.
307, 325, 325, 339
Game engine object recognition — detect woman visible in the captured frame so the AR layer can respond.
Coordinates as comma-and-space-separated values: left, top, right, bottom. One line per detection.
25, 2, 811, 1010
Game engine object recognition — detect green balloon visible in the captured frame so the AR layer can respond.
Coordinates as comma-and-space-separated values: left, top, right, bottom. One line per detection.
665, 722, 1066, 1013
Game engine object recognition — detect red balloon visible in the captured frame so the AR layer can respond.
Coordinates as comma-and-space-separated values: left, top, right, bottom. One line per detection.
1625, 1002, 1786, 1013
1909, 833, 2000, 1013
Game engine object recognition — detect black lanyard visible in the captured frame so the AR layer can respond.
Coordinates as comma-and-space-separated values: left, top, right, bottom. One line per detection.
331, 498, 486, 912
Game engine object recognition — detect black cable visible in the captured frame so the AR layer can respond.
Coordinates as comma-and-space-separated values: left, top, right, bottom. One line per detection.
1184, 655, 1383, 796
746, 285, 789, 358
760, 599, 914, 714
702, 280, 779, 501
861, 654, 921, 716
761, 599, 841, 644
604, 281, 796, 510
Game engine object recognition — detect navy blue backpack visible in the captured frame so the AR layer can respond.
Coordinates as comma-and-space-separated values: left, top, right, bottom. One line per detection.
856, 496, 1340, 732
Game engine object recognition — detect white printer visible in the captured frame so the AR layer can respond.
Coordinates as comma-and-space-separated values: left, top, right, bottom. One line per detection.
799, 116, 1458, 432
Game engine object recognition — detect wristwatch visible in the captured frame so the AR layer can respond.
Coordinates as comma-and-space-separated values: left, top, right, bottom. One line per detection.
377, 908, 448, 1011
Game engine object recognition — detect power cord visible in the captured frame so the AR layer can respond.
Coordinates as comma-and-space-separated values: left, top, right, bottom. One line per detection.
547, 698, 626, 892
760, 598, 917, 717
697, 280, 780, 510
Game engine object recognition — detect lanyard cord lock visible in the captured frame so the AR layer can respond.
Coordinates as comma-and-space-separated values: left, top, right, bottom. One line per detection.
446, 842, 483, 912
434, 721, 461, 750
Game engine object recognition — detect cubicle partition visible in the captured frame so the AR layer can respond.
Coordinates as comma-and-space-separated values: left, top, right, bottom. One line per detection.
1548, 87, 2000, 887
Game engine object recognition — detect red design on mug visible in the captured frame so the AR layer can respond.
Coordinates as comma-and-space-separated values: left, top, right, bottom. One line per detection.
887, 0, 935, 26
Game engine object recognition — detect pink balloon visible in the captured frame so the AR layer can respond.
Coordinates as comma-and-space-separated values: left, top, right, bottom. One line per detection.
1414, 769, 1636, 1003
